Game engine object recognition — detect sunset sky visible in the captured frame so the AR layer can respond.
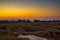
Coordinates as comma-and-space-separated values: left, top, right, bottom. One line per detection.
0, 0, 60, 19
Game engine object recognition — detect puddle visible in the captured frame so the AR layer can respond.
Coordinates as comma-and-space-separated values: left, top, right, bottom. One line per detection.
17, 35, 47, 40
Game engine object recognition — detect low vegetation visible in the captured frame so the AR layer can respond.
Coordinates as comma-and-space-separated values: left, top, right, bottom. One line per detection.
0, 21, 60, 40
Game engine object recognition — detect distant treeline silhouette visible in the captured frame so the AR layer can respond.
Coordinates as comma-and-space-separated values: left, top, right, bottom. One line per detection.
0, 19, 60, 23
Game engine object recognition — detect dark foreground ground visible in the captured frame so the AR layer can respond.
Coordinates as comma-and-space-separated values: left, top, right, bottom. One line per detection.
0, 22, 60, 40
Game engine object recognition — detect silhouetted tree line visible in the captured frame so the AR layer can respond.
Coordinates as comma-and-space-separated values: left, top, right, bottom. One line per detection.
0, 19, 60, 23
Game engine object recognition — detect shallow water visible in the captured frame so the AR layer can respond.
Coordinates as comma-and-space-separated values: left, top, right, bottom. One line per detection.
17, 35, 47, 40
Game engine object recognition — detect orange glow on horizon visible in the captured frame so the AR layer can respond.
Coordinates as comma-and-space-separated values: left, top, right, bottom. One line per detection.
0, 3, 60, 19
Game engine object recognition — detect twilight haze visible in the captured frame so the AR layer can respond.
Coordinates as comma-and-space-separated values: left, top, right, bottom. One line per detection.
0, 0, 60, 19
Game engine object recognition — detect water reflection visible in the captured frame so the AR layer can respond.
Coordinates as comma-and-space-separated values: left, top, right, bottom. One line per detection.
17, 35, 47, 40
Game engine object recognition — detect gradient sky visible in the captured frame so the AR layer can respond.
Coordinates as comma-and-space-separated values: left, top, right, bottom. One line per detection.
0, 0, 60, 19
